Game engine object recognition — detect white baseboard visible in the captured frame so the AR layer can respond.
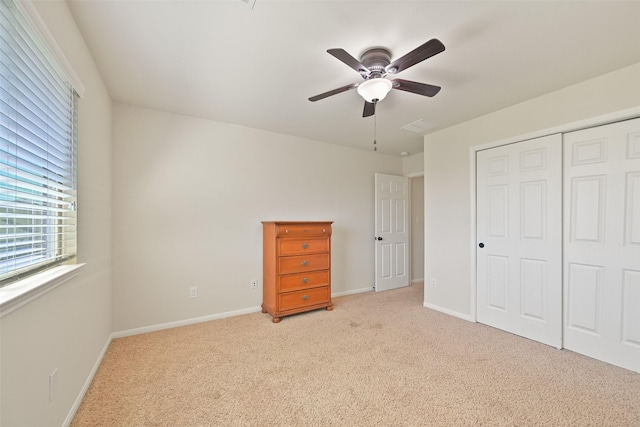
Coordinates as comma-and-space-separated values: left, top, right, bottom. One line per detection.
423, 301, 473, 322
113, 286, 383, 339
411, 278, 424, 284
64, 332, 113, 426
112, 306, 263, 339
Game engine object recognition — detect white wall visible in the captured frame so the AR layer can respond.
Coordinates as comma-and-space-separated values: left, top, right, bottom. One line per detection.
423, 62, 640, 318
112, 104, 402, 332
0, 2, 112, 426
402, 152, 424, 177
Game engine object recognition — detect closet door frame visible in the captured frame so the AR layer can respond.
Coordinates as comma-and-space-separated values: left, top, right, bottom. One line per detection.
469, 106, 640, 324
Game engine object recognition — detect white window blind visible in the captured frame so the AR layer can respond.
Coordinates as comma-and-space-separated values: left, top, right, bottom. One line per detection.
0, 0, 77, 286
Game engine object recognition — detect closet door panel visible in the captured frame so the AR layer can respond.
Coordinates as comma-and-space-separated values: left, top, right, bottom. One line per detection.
477, 134, 562, 348
564, 117, 640, 373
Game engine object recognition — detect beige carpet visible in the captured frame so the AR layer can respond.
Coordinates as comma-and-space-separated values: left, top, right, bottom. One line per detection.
72, 282, 640, 426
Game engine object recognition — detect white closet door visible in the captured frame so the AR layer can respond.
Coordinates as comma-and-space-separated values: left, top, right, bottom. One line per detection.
564, 118, 640, 372
477, 134, 562, 348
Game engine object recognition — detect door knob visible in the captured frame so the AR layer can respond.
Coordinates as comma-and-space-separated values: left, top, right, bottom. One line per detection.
376, 237, 383, 241
479, 242, 485, 248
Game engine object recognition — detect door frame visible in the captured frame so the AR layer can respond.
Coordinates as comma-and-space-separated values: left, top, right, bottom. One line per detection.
374, 173, 411, 291
469, 106, 640, 324
373, 171, 424, 291
408, 174, 425, 284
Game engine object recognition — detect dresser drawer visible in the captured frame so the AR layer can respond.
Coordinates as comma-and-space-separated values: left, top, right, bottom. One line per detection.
279, 270, 329, 292
279, 286, 330, 312
278, 238, 329, 256
276, 224, 332, 237
278, 253, 329, 274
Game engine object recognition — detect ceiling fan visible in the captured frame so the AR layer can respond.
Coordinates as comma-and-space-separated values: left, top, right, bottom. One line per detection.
308, 39, 445, 117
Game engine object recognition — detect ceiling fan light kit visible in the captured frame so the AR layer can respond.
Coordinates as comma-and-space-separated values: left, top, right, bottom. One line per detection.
357, 78, 392, 103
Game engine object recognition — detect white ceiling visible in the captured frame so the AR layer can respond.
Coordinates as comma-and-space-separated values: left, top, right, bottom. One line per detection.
66, 0, 640, 156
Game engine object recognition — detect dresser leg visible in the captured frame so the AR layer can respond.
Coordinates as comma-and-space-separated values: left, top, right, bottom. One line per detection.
326, 305, 334, 311
272, 317, 281, 323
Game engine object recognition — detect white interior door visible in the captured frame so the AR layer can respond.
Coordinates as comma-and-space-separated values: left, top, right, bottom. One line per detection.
563, 118, 640, 372
375, 173, 409, 292
476, 134, 562, 348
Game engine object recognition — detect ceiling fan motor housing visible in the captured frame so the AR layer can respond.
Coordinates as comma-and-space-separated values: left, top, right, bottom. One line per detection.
359, 47, 392, 79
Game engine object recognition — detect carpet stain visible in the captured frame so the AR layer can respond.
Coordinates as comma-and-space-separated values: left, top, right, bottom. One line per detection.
349, 321, 360, 328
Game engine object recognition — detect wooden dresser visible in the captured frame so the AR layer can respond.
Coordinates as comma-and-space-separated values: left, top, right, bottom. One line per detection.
261, 221, 333, 323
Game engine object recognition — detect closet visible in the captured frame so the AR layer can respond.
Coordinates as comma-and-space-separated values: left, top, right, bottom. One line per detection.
476, 117, 640, 372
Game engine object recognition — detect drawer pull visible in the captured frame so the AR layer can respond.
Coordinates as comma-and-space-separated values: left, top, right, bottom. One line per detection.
301, 260, 310, 267
285, 229, 289, 233
301, 277, 310, 284
301, 294, 309, 301
301, 243, 309, 249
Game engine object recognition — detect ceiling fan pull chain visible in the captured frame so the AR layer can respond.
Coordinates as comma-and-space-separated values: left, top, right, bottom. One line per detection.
373, 101, 378, 152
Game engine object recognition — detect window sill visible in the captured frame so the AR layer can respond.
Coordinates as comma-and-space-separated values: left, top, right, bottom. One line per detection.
0, 264, 86, 318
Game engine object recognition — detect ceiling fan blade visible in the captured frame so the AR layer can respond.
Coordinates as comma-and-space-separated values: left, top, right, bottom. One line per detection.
392, 79, 441, 97
363, 101, 375, 118
327, 48, 370, 76
308, 82, 358, 102
385, 39, 445, 74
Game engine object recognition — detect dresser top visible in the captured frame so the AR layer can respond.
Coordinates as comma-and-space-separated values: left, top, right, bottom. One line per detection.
261, 221, 333, 225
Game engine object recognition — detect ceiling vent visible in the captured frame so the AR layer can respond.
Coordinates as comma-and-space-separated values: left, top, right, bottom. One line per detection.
401, 119, 437, 134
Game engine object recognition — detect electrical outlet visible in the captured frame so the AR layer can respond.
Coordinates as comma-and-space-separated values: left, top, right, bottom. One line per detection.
189, 287, 197, 298
251, 279, 258, 289
49, 369, 58, 402
431, 278, 437, 288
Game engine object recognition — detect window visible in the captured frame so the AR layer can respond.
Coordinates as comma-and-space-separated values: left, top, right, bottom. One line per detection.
1, 0, 78, 287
